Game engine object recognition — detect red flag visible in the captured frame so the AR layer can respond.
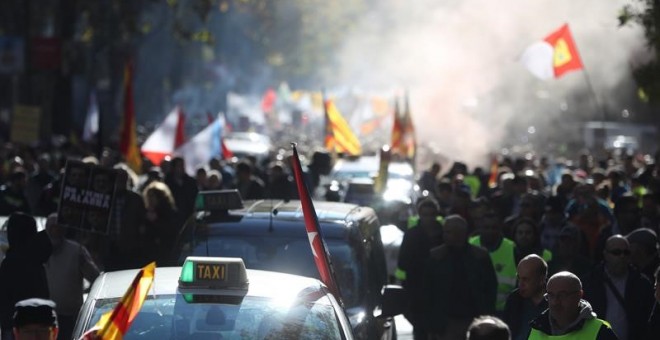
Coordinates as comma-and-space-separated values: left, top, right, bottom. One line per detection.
261, 88, 276, 114
544, 23, 583, 78
174, 107, 186, 148
221, 139, 233, 159
119, 61, 142, 173
290, 144, 342, 301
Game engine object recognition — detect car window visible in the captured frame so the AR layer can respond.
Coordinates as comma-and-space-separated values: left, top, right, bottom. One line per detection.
86, 294, 343, 340
181, 237, 364, 308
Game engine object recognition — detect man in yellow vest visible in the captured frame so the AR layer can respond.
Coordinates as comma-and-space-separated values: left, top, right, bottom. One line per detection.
527, 271, 617, 339
470, 211, 517, 312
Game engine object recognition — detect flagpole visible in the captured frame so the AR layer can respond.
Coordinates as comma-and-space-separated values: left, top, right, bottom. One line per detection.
582, 70, 607, 125
581, 67, 609, 151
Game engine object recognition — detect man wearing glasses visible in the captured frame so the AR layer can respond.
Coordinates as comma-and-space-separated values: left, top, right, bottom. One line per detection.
528, 271, 617, 339
583, 235, 654, 340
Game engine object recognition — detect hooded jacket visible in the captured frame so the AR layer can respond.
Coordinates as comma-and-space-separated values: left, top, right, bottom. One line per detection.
0, 229, 52, 330
527, 299, 618, 339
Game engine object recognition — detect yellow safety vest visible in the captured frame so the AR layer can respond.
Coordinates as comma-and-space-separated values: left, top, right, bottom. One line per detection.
469, 235, 516, 311
528, 318, 611, 340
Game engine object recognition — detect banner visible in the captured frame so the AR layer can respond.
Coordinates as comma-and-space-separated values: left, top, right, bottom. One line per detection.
57, 161, 119, 234
10, 105, 41, 145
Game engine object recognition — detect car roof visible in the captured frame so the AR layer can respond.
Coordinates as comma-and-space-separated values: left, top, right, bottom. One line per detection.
332, 156, 414, 177
237, 199, 364, 221
90, 267, 325, 300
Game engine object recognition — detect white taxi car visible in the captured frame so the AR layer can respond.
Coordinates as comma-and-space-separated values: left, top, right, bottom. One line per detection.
73, 257, 357, 339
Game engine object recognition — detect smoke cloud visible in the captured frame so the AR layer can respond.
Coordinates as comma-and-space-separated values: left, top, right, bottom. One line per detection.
332, 0, 645, 167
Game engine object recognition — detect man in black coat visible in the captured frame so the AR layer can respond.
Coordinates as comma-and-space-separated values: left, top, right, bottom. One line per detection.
0, 212, 52, 340
503, 254, 549, 340
583, 234, 655, 340
424, 215, 497, 339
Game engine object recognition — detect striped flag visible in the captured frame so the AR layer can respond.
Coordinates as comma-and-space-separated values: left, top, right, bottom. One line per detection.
80, 262, 156, 340
290, 143, 342, 302
402, 92, 416, 161
119, 61, 142, 173
141, 106, 186, 166
488, 156, 499, 188
323, 99, 361, 156
390, 98, 404, 155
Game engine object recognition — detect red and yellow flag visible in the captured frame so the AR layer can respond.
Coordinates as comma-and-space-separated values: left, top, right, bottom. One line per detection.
390, 99, 403, 155
324, 99, 361, 156
81, 262, 156, 340
488, 156, 499, 189
402, 93, 416, 160
544, 23, 583, 78
119, 61, 143, 173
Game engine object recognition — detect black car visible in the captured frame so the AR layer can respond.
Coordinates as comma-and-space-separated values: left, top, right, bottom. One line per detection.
174, 190, 404, 340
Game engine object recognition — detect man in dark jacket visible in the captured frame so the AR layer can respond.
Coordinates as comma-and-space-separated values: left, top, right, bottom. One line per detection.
645, 266, 660, 340
425, 215, 497, 339
528, 271, 617, 339
583, 235, 654, 340
396, 198, 444, 339
0, 212, 52, 340
503, 254, 548, 340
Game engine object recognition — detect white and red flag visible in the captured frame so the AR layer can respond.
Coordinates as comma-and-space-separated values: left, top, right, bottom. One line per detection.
290, 143, 342, 302
521, 23, 584, 80
141, 106, 186, 166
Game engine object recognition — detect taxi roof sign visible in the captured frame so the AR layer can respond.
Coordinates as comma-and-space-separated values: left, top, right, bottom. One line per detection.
179, 256, 249, 290
195, 190, 244, 212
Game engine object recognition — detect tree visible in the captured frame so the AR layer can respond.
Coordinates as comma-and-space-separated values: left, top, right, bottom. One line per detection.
620, 1, 660, 103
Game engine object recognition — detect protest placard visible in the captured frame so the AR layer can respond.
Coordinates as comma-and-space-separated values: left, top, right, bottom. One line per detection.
57, 160, 118, 234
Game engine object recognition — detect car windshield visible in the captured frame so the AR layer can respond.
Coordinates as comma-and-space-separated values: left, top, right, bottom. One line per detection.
86, 294, 343, 340
181, 237, 364, 308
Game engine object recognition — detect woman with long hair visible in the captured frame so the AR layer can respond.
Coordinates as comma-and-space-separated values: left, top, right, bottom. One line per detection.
142, 181, 180, 266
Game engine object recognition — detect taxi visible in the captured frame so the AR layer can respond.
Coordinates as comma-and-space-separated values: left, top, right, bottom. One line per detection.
73, 256, 357, 339
174, 191, 406, 340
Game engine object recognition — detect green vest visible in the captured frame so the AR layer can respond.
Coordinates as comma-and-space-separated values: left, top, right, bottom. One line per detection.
406, 215, 444, 229
469, 236, 516, 311
542, 248, 553, 263
528, 318, 610, 340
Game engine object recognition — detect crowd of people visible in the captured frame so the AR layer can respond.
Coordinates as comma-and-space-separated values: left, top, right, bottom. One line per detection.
0, 137, 659, 339
398, 151, 660, 339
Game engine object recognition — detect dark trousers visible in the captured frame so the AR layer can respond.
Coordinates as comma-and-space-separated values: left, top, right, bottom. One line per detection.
57, 314, 75, 340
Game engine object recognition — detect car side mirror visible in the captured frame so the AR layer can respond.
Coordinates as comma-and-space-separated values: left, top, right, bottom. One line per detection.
380, 285, 406, 317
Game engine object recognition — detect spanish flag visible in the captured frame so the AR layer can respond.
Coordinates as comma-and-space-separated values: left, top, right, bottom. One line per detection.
390, 98, 403, 155
488, 156, 499, 189
119, 61, 143, 173
402, 93, 416, 160
521, 23, 584, 80
80, 262, 156, 340
324, 99, 361, 156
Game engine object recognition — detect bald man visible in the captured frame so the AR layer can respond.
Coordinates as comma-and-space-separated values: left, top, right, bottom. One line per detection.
528, 271, 617, 339
583, 234, 654, 340
425, 215, 497, 339
503, 255, 548, 340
